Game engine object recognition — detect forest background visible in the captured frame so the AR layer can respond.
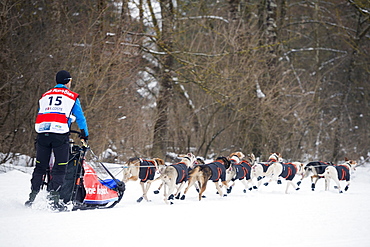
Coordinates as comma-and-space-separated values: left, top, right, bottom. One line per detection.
1, 0, 369, 165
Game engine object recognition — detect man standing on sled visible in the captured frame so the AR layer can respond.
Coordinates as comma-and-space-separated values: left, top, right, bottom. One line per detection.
25, 70, 89, 210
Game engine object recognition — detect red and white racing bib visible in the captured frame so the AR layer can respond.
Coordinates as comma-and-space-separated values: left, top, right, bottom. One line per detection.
35, 88, 79, 134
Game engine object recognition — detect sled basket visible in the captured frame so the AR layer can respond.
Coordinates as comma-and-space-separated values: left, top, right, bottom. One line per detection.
59, 139, 125, 211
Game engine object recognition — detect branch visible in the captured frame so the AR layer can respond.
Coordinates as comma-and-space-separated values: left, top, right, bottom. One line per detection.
348, 0, 370, 16
177, 15, 229, 23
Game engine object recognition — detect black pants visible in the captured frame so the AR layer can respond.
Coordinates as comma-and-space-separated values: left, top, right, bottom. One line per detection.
30, 133, 70, 192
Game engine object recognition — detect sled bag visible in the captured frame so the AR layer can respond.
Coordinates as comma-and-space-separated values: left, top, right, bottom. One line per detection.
82, 162, 119, 204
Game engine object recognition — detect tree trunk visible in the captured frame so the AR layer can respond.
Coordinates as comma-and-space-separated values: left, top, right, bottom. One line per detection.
151, 0, 175, 159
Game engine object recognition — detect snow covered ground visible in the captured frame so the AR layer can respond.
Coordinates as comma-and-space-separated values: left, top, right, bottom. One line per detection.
1, 162, 370, 247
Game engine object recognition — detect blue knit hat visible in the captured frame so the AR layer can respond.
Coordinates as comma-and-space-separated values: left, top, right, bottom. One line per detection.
56, 70, 72, 84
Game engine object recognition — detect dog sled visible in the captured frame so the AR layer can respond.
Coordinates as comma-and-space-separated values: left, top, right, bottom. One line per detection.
46, 131, 125, 211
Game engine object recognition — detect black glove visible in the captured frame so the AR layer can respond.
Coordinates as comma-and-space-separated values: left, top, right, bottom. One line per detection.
80, 129, 88, 141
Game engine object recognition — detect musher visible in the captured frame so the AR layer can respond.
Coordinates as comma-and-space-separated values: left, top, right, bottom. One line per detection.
25, 70, 89, 209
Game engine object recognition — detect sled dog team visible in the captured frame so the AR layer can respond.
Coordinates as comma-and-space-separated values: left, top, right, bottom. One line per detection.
122, 152, 357, 204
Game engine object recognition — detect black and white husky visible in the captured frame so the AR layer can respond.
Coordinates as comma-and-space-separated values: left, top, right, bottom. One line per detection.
298, 161, 334, 191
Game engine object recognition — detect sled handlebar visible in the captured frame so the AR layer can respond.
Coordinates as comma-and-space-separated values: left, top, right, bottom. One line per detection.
69, 130, 89, 148
70, 130, 81, 135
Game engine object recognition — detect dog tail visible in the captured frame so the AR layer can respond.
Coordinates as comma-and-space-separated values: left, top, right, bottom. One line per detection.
265, 162, 277, 176
318, 167, 330, 177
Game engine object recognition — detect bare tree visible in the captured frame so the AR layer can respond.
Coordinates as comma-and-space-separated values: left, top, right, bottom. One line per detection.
1, 0, 369, 167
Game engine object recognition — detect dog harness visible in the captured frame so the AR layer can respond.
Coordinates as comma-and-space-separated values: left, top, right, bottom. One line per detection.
233, 160, 252, 181
139, 160, 157, 182
305, 161, 334, 178
309, 161, 333, 174
171, 162, 189, 184
207, 159, 227, 182
260, 158, 277, 172
336, 165, 350, 181
279, 163, 297, 181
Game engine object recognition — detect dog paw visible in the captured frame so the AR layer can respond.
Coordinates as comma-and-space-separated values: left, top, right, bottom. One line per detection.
168, 194, 174, 200
277, 180, 282, 184
180, 195, 185, 200
227, 187, 232, 193
297, 181, 301, 186
296, 188, 300, 191
153, 190, 159, 194
137, 197, 143, 203
253, 186, 258, 190
345, 186, 349, 191
264, 182, 269, 186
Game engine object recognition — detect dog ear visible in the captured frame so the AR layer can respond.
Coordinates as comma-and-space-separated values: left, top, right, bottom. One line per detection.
155, 158, 165, 166
223, 157, 231, 165
196, 157, 205, 164
344, 157, 349, 161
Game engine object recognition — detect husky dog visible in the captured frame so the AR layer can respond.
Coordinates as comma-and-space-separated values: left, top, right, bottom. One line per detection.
320, 158, 357, 193
227, 152, 257, 193
183, 156, 231, 201
298, 161, 334, 191
226, 152, 245, 183
252, 152, 282, 187
122, 157, 165, 202
263, 161, 305, 194
148, 153, 197, 204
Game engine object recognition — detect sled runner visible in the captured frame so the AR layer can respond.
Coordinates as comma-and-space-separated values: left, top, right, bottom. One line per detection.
47, 131, 125, 211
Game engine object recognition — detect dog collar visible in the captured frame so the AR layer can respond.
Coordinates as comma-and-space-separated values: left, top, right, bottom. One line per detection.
215, 159, 225, 165
230, 158, 238, 164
